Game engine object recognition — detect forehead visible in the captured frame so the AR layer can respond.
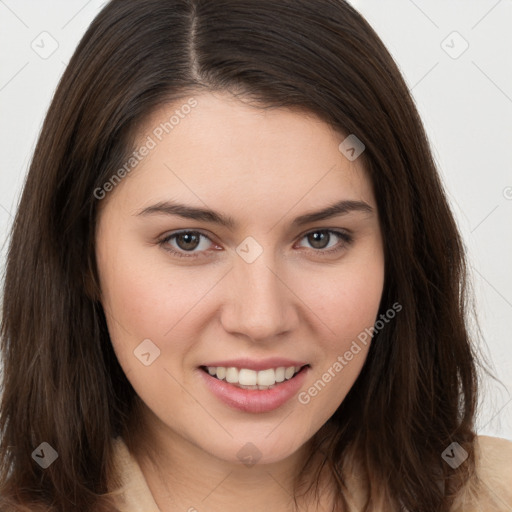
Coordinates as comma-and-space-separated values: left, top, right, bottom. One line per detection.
108, 91, 375, 219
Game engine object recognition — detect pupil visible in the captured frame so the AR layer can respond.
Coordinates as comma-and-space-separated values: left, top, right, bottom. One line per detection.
177, 233, 199, 251
309, 231, 329, 249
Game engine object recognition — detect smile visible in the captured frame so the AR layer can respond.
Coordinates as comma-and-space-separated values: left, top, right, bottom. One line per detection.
201, 365, 306, 389
198, 363, 310, 413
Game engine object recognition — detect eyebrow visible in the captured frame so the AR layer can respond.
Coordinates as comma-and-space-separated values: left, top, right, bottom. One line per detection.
135, 199, 373, 228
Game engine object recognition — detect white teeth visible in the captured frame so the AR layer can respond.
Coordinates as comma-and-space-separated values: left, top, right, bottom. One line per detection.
257, 368, 275, 387
205, 365, 304, 387
238, 369, 257, 386
225, 367, 239, 383
284, 366, 295, 379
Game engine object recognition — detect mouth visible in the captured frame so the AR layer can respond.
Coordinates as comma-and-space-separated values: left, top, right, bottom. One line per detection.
199, 364, 310, 390
198, 362, 311, 413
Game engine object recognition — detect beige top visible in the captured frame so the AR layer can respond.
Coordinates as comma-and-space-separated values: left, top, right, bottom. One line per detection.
110, 435, 512, 511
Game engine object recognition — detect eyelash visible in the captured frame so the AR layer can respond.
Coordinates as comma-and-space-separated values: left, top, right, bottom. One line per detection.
157, 229, 353, 259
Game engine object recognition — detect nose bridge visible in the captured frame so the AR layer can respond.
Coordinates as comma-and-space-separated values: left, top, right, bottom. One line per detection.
221, 247, 296, 340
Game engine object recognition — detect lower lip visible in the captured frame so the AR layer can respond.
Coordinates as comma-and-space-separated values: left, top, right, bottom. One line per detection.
198, 366, 310, 413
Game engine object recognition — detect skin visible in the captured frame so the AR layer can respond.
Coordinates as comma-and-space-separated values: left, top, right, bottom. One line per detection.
95, 91, 385, 511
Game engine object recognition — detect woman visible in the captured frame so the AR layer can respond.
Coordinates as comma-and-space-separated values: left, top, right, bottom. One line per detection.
1, 0, 511, 511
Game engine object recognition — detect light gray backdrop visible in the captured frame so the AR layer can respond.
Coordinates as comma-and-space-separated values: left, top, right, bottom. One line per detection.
1, 0, 511, 440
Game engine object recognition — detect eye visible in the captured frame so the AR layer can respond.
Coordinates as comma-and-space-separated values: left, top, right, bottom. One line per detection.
296, 229, 352, 255
158, 228, 353, 259
158, 230, 216, 258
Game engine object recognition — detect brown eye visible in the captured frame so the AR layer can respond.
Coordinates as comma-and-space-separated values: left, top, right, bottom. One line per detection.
175, 232, 201, 251
307, 231, 331, 249
159, 230, 215, 258
296, 229, 353, 255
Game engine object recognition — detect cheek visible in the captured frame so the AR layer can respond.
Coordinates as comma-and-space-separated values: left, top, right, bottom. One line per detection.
298, 255, 384, 348
96, 238, 197, 364
295, 307, 381, 429
293, 248, 384, 413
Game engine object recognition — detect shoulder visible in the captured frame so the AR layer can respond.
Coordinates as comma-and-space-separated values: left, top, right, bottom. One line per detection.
451, 435, 512, 511
475, 435, 512, 469
109, 436, 160, 512
474, 435, 512, 494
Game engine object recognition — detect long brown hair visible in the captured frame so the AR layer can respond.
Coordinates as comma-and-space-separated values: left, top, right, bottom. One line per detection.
0, 1, 481, 510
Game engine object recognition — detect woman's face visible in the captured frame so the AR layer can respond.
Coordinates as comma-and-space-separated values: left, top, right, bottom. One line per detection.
95, 91, 384, 465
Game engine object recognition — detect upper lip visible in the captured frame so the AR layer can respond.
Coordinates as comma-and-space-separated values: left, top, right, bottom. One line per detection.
200, 358, 309, 371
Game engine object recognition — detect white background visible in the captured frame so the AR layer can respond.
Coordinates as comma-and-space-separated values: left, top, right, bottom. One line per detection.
0, 1, 511, 440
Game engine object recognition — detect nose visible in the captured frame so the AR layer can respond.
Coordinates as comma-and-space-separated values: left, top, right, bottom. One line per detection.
220, 253, 299, 342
